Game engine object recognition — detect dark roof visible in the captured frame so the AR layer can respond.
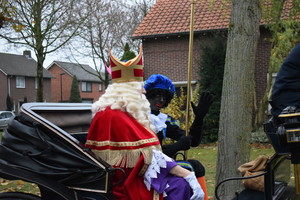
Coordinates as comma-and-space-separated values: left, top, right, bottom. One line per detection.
132, 0, 297, 39
0, 52, 53, 78
49, 61, 101, 82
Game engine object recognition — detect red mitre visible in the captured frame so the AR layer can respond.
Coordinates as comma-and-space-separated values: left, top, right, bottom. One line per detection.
109, 44, 144, 83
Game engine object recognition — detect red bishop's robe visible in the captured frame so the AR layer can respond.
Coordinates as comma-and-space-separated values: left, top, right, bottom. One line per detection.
85, 107, 162, 200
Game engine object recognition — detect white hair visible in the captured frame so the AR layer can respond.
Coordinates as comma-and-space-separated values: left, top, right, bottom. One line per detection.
92, 82, 154, 130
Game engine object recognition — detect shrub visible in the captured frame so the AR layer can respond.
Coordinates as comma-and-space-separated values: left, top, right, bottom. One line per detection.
69, 75, 82, 103
198, 34, 227, 143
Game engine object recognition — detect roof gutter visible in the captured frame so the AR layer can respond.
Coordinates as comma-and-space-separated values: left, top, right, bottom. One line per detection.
131, 28, 228, 40
0, 68, 7, 76
131, 24, 269, 40
173, 80, 197, 86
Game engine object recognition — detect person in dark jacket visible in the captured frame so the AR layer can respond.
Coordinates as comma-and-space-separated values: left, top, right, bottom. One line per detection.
144, 74, 213, 200
270, 43, 300, 117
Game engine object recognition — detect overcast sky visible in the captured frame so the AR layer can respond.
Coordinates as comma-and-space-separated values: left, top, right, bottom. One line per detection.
0, 0, 155, 69
0, 39, 94, 69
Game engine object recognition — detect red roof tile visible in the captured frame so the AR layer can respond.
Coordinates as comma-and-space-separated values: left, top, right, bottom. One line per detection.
133, 0, 231, 38
133, 0, 299, 38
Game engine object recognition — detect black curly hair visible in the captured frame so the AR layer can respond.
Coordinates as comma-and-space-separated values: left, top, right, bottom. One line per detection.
145, 88, 174, 108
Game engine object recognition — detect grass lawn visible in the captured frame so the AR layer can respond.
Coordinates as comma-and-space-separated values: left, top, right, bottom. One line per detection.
187, 144, 275, 199
0, 131, 275, 200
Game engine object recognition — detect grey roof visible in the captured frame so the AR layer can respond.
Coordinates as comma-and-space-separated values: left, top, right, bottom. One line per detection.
0, 52, 53, 78
50, 61, 102, 82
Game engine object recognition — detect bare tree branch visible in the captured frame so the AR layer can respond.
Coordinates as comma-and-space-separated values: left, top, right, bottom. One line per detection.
0, 0, 94, 101
65, 0, 155, 87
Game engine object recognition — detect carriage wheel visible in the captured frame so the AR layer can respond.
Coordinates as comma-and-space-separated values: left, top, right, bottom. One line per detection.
0, 192, 42, 200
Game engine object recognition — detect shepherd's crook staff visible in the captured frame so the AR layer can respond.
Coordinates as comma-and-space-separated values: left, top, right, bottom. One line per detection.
185, 0, 196, 158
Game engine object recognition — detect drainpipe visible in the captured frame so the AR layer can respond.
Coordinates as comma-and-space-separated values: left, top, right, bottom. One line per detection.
60, 73, 66, 102
7, 75, 11, 96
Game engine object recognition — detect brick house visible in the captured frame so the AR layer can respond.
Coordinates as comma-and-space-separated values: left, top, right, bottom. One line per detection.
0, 50, 53, 113
132, 0, 295, 105
47, 61, 104, 103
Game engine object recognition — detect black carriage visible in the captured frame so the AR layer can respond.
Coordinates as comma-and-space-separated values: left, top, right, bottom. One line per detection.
216, 107, 300, 200
0, 102, 298, 200
0, 103, 124, 200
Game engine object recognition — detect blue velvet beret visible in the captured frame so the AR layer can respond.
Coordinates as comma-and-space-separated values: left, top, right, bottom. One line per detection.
144, 74, 175, 94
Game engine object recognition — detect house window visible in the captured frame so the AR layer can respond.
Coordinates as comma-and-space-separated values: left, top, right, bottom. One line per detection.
82, 99, 93, 103
35, 78, 38, 89
82, 81, 92, 92
267, 73, 278, 114
99, 83, 103, 91
16, 76, 25, 88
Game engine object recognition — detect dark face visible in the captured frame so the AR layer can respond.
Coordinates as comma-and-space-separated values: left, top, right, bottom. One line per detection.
147, 93, 167, 115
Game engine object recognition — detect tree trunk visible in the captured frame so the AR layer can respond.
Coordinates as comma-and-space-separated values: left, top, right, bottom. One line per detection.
34, 0, 44, 102
215, 1, 262, 199
36, 59, 44, 102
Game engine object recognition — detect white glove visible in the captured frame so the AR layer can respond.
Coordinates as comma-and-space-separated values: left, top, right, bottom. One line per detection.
184, 172, 204, 200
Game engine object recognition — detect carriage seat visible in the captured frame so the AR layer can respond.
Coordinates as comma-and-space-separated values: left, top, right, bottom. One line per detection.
35, 108, 91, 145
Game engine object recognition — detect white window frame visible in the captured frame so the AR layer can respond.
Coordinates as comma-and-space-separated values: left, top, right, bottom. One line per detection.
16, 76, 25, 88
82, 81, 92, 92
82, 99, 93, 103
267, 73, 278, 114
99, 83, 103, 91
35, 78, 38, 89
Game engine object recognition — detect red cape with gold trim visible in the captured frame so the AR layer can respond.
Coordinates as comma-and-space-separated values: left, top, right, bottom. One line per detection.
85, 107, 162, 200
86, 107, 161, 168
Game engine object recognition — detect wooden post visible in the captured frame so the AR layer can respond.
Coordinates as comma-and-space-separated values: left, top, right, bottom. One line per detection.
184, 0, 196, 158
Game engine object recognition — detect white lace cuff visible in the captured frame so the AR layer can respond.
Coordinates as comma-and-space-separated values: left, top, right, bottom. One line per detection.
143, 149, 173, 197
